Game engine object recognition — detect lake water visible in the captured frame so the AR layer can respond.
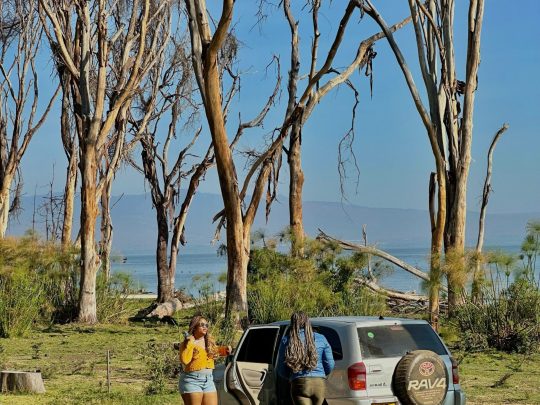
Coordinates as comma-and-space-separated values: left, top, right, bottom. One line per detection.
111, 245, 523, 297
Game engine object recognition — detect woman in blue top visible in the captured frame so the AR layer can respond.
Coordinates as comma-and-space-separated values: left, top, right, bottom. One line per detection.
277, 311, 335, 405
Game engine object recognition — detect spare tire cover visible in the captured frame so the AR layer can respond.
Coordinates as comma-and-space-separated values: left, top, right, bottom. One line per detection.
393, 350, 448, 405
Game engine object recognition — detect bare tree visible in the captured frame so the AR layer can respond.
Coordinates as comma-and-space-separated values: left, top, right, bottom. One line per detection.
38, 165, 64, 241
360, 0, 486, 321
39, 0, 172, 323
186, 0, 286, 319
472, 123, 508, 300
130, 30, 203, 303
0, 0, 60, 237
47, 30, 81, 248
276, 0, 409, 256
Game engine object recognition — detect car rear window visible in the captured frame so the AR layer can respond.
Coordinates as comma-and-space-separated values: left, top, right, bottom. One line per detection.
357, 324, 447, 359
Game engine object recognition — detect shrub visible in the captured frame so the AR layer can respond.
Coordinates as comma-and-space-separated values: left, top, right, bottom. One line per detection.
0, 234, 135, 333
141, 342, 179, 395
96, 272, 133, 323
0, 267, 47, 338
247, 243, 388, 324
454, 222, 540, 353
191, 273, 225, 325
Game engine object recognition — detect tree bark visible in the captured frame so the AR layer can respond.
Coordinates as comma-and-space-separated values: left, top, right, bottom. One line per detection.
156, 205, 174, 303
0, 185, 11, 238
473, 124, 509, 301
0, 371, 45, 394
78, 141, 99, 324
99, 178, 113, 281
190, 0, 249, 316
61, 142, 78, 247
356, 277, 428, 302
289, 123, 305, 256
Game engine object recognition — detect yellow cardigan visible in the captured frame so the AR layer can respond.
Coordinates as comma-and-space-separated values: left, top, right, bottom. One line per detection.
179, 340, 228, 372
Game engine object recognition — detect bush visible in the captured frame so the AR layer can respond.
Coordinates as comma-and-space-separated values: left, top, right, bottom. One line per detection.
0, 234, 135, 334
247, 242, 388, 324
96, 272, 133, 323
454, 222, 540, 353
141, 342, 179, 395
0, 270, 46, 337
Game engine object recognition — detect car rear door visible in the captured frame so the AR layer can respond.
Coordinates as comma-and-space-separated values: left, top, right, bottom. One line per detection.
224, 325, 281, 405
356, 323, 453, 398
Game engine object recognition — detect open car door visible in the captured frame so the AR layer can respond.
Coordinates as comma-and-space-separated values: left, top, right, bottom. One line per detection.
225, 325, 281, 405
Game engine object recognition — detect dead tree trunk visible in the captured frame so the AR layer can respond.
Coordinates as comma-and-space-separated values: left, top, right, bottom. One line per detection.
78, 140, 100, 324
288, 123, 305, 256
40, 0, 169, 323
361, 0, 486, 319
0, 0, 59, 237
155, 205, 174, 303
0, 371, 45, 394
472, 124, 509, 301
279, 1, 409, 258
187, 0, 278, 320
317, 229, 447, 293
61, 135, 78, 247
99, 178, 113, 281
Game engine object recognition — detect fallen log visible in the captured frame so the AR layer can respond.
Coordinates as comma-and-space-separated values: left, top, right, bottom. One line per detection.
0, 370, 45, 394
317, 229, 448, 292
356, 277, 428, 302
147, 298, 183, 318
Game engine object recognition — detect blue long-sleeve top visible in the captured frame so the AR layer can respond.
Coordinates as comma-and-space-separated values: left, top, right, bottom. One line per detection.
277, 329, 335, 381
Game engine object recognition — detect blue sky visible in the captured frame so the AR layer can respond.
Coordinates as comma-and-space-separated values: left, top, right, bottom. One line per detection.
20, 1, 540, 214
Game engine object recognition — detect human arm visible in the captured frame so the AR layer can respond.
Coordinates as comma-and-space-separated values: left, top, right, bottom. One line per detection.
179, 336, 196, 366
321, 337, 335, 376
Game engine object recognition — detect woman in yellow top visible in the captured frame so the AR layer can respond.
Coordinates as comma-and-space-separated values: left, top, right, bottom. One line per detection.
179, 315, 231, 405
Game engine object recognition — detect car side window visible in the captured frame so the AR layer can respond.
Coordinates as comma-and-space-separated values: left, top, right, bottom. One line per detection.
236, 327, 280, 364
314, 326, 343, 360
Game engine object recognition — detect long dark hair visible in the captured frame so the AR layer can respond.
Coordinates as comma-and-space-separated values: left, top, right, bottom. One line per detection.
284, 311, 318, 373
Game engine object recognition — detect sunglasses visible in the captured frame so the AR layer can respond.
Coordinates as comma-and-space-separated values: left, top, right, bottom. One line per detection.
198, 322, 209, 328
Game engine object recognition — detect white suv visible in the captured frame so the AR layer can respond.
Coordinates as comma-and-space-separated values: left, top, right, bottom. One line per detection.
215, 316, 466, 405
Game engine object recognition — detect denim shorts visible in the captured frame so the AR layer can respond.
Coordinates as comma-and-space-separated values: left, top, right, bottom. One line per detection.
179, 369, 216, 394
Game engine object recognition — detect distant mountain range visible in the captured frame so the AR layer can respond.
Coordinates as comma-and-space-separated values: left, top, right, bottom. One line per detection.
7, 192, 538, 254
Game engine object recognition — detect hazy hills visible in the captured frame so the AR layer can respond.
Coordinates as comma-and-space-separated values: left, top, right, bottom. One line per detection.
7, 193, 538, 254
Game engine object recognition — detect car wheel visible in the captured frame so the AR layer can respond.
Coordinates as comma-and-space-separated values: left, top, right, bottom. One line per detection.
393, 350, 448, 405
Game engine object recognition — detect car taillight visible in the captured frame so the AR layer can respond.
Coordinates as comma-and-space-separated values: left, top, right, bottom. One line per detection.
347, 362, 366, 390
451, 357, 459, 384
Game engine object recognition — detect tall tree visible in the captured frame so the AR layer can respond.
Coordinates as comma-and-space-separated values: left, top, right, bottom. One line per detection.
49, 32, 81, 248
277, 0, 409, 256
134, 32, 203, 303
186, 0, 285, 319
133, 26, 277, 304
360, 0, 485, 320
39, 0, 171, 323
0, 0, 59, 237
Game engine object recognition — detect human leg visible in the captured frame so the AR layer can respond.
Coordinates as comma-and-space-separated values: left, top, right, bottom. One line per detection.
290, 377, 326, 405
181, 392, 204, 405
308, 378, 326, 405
202, 391, 218, 405
290, 378, 314, 405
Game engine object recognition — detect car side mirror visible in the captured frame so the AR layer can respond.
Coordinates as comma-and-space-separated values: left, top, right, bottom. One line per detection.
225, 353, 234, 366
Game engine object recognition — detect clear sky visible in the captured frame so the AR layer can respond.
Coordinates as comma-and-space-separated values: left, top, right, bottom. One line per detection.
20, 1, 540, 214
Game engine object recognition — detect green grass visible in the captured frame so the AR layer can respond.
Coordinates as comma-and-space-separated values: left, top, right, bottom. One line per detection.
457, 350, 540, 405
0, 301, 539, 404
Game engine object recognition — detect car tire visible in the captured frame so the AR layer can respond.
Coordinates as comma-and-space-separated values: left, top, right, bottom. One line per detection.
393, 350, 448, 405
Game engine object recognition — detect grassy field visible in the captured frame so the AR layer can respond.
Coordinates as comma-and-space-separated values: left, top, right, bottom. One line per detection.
0, 304, 539, 404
